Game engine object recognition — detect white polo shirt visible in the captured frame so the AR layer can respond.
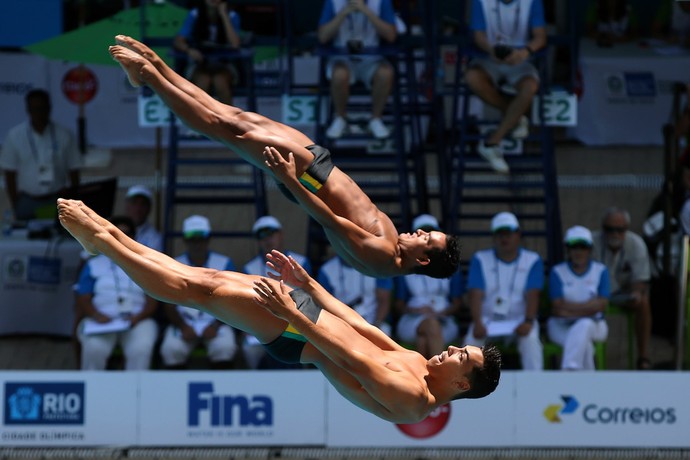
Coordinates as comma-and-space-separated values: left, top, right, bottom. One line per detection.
0, 121, 82, 196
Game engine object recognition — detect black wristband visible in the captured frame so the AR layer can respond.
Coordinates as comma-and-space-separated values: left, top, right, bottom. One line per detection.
523, 317, 535, 323
525, 46, 534, 56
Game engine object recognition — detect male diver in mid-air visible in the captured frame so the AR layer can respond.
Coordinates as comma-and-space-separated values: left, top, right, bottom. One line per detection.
57, 198, 500, 423
109, 35, 460, 279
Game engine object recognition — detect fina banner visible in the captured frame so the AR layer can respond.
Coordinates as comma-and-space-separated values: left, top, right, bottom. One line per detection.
138, 370, 327, 446
326, 372, 516, 447
0, 372, 138, 446
515, 372, 690, 448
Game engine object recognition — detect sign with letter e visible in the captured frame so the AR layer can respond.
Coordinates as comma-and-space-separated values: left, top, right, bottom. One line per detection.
138, 88, 178, 128
532, 91, 577, 127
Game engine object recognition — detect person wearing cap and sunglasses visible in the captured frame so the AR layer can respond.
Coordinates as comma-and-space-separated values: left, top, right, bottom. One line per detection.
124, 185, 162, 252
463, 211, 544, 370
57, 198, 501, 423
591, 207, 653, 370
159, 215, 239, 369
242, 215, 312, 369
547, 226, 610, 371
394, 214, 463, 359
109, 37, 460, 280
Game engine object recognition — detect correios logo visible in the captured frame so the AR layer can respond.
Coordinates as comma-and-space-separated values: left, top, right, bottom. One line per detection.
544, 395, 579, 423
544, 395, 676, 425
396, 403, 450, 439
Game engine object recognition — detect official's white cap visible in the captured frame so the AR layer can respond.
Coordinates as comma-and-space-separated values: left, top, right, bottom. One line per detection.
126, 185, 152, 201
412, 214, 440, 231
491, 212, 520, 232
252, 215, 282, 237
564, 225, 593, 247
183, 215, 211, 239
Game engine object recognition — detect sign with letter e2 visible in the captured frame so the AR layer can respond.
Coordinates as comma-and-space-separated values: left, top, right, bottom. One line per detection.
138, 88, 178, 128
532, 91, 577, 127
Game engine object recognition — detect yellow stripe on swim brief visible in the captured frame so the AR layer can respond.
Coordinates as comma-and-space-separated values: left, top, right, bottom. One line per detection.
282, 323, 307, 342
299, 172, 322, 193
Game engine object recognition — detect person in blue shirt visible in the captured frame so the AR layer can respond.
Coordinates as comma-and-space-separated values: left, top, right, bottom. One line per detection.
318, 253, 393, 336
548, 226, 610, 371
159, 215, 239, 369
463, 211, 544, 370
74, 216, 158, 370
395, 215, 463, 358
466, 0, 546, 173
242, 215, 311, 369
174, 0, 242, 104
317, 0, 398, 139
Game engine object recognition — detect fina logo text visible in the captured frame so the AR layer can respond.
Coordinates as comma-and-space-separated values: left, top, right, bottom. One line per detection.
4, 382, 84, 425
544, 395, 676, 424
188, 382, 273, 427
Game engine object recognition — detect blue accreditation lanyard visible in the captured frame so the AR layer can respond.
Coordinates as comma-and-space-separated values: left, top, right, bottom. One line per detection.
494, 252, 520, 316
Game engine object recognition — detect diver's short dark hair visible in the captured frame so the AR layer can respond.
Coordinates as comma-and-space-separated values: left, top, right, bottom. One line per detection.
455, 345, 501, 400
413, 233, 461, 279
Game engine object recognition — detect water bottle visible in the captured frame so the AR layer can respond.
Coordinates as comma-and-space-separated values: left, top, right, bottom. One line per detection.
2, 209, 13, 237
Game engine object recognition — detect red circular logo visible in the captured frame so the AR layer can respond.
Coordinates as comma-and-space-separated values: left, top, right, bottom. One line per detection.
395, 403, 451, 439
62, 67, 98, 104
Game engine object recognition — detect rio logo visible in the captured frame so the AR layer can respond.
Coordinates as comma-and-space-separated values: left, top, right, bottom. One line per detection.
4, 382, 84, 425
187, 382, 273, 427
396, 403, 451, 439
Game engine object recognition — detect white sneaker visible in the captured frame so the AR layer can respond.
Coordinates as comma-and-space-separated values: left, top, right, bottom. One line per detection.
511, 115, 529, 139
368, 118, 390, 139
478, 141, 509, 173
326, 116, 347, 139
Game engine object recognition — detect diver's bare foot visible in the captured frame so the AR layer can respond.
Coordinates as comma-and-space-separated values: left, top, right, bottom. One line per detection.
57, 199, 103, 255
77, 200, 118, 236
115, 35, 161, 67
109, 45, 150, 87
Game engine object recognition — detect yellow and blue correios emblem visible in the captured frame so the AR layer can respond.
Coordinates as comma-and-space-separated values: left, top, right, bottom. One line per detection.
544, 395, 579, 423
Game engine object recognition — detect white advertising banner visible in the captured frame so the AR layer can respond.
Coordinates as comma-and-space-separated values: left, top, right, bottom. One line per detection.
0, 53, 49, 144
0, 52, 317, 149
0, 372, 138, 446
0, 239, 83, 336
0, 52, 164, 148
515, 371, 690, 448
326, 371, 516, 447
570, 39, 690, 146
45, 60, 163, 148
138, 370, 327, 446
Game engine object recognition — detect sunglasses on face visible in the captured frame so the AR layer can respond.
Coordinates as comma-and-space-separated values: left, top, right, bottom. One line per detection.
567, 243, 592, 250
256, 228, 278, 240
603, 225, 626, 234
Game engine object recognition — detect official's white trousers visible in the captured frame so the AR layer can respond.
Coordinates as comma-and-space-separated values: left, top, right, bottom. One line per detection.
547, 317, 608, 370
